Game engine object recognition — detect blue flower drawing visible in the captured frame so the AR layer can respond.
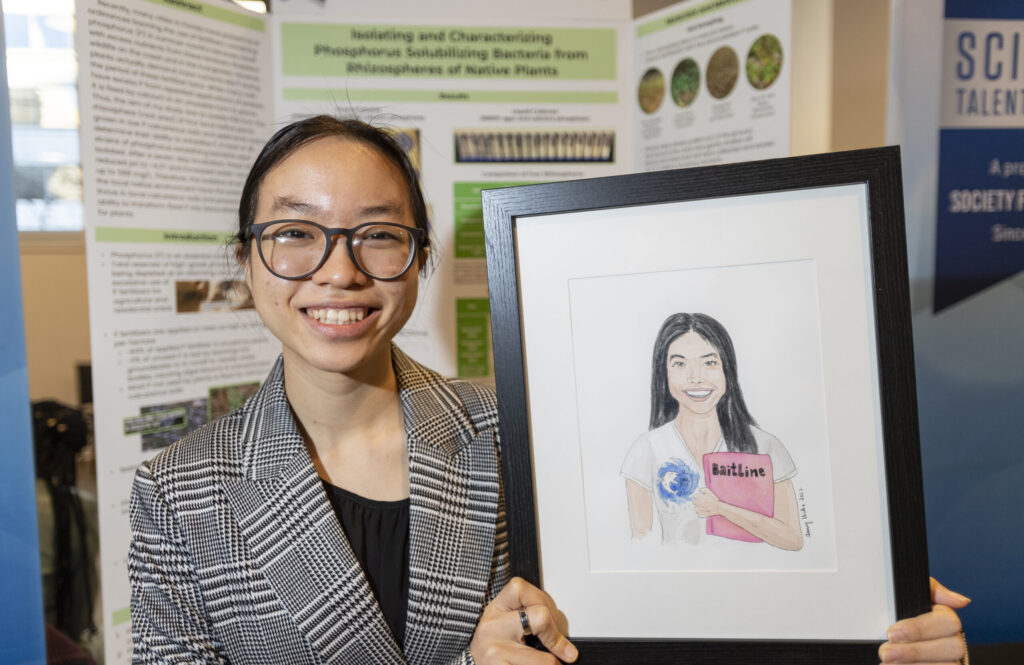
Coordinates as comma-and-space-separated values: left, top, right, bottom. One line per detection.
656, 458, 700, 504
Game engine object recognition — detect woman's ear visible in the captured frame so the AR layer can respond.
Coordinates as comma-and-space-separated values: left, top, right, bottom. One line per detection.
236, 244, 253, 287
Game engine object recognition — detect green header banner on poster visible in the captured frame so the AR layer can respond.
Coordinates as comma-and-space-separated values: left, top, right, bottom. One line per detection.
282, 88, 618, 103
636, 0, 749, 37
95, 227, 234, 245
112, 606, 131, 626
455, 298, 490, 378
282, 24, 617, 80
454, 181, 537, 259
144, 0, 265, 31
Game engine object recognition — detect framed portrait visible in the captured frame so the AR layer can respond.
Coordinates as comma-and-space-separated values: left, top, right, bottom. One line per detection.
482, 147, 931, 662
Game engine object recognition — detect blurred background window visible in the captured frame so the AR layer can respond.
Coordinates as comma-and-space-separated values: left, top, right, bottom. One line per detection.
4, 0, 266, 234
4, 0, 81, 232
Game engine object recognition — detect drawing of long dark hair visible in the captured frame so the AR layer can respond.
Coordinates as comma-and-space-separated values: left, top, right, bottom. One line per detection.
649, 313, 758, 453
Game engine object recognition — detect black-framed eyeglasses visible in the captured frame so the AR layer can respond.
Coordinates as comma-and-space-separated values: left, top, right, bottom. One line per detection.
247, 220, 425, 281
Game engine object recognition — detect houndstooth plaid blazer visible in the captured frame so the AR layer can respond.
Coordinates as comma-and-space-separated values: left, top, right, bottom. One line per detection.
129, 346, 510, 664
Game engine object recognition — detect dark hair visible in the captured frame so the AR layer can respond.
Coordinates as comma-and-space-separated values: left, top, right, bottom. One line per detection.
649, 312, 757, 453
235, 115, 431, 273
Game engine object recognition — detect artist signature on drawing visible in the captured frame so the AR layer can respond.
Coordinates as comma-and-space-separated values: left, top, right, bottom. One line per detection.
798, 487, 812, 538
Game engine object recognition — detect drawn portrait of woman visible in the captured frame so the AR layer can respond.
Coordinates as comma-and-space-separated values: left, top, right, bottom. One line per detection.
620, 312, 804, 550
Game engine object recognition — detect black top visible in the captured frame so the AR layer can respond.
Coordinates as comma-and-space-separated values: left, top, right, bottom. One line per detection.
321, 481, 410, 648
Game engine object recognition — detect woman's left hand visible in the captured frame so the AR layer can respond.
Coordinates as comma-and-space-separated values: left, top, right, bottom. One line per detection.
693, 487, 722, 518
470, 577, 577, 664
878, 578, 971, 664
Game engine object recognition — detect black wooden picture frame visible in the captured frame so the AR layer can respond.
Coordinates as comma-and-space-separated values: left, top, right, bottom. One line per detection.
482, 147, 930, 663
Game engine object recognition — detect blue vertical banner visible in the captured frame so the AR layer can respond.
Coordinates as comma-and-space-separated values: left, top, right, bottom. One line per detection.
0, 3, 46, 662
935, 0, 1024, 311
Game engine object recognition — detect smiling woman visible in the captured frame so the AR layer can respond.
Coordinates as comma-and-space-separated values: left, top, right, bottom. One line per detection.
126, 115, 579, 665
241, 136, 425, 383
621, 312, 803, 550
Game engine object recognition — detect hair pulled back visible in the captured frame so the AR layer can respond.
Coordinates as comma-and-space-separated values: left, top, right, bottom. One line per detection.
236, 116, 431, 272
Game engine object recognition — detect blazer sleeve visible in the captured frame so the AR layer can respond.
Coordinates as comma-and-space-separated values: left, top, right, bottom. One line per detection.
448, 417, 512, 665
129, 462, 226, 664
447, 504, 510, 665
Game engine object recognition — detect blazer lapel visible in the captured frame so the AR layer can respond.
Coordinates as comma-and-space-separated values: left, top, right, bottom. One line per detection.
394, 349, 500, 665
222, 359, 405, 665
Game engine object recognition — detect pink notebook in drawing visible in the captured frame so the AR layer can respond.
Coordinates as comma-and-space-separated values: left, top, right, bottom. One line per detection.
702, 452, 774, 542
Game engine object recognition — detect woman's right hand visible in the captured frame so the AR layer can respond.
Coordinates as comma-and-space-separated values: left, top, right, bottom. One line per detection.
469, 577, 578, 665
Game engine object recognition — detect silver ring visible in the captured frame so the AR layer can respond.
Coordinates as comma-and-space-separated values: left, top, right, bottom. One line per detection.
518, 607, 532, 636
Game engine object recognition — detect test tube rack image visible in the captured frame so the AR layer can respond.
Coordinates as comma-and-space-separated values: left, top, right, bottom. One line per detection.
454, 129, 615, 163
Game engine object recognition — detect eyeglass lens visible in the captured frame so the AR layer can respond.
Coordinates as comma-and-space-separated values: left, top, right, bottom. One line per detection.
259, 221, 415, 279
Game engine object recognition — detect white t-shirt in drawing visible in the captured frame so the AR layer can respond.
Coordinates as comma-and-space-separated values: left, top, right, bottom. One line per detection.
620, 422, 797, 545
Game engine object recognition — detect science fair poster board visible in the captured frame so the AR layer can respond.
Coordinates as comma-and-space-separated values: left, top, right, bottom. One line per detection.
633, 0, 791, 171
77, 1, 280, 660
76, 1, 790, 662
270, 16, 632, 380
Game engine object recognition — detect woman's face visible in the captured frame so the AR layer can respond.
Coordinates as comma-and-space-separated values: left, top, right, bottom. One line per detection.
244, 136, 420, 379
666, 331, 727, 417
